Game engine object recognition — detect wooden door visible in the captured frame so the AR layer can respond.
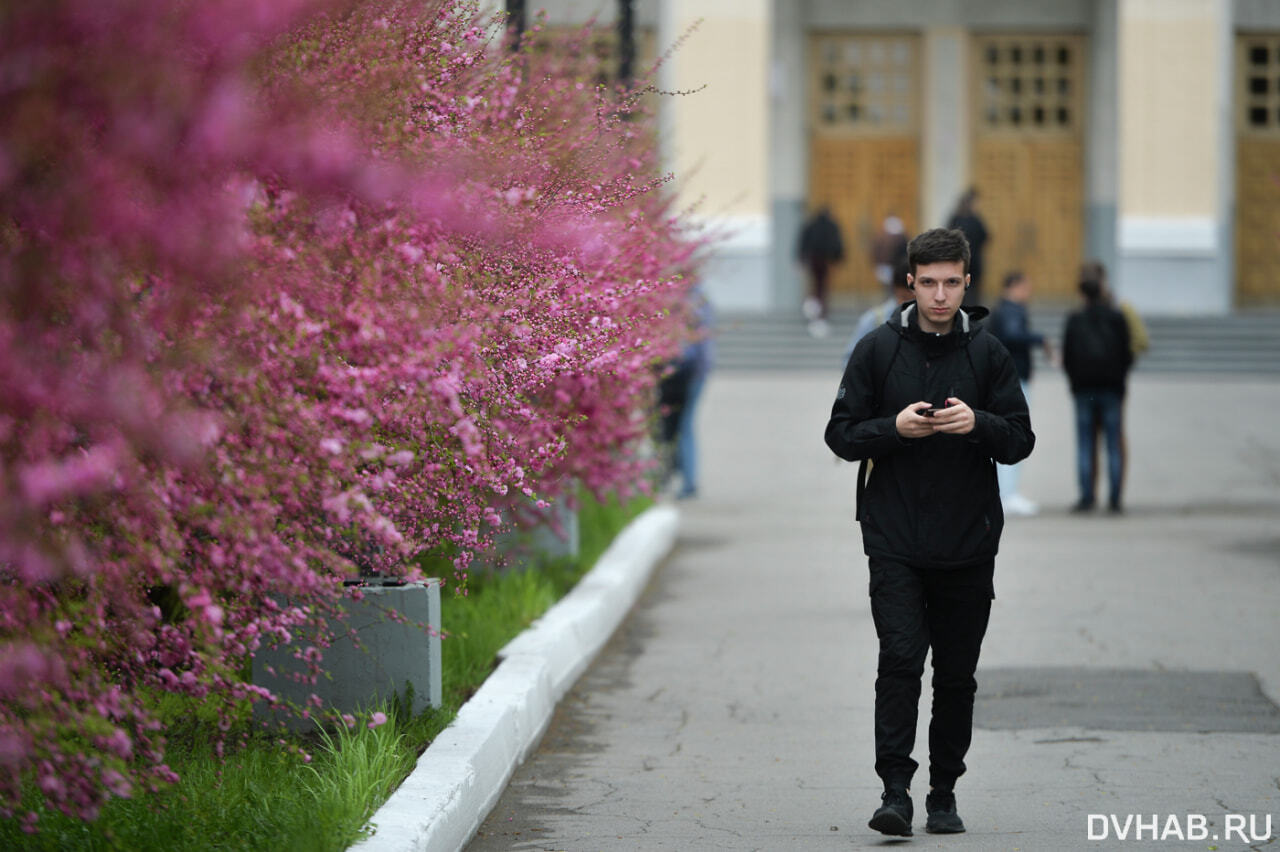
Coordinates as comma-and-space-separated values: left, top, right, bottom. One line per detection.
1236, 35, 1280, 303
970, 35, 1086, 301
808, 34, 921, 298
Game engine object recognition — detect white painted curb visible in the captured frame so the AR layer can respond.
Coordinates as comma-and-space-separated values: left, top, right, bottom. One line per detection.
350, 504, 679, 852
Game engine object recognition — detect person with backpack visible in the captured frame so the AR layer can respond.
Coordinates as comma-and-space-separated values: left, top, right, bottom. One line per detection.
1084, 260, 1148, 506
824, 228, 1034, 838
1062, 266, 1133, 513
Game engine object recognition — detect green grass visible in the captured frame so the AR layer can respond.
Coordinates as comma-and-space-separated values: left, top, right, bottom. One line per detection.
0, 491, 651, 851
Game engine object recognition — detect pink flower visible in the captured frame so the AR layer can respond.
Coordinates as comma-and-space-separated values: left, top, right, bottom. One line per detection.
101, 769, 133, 799
0, 732, 29, 769
18, 443, 122, 507
104, 729, 133, 760
367, 712, 388, 729
0, 0, 702, 825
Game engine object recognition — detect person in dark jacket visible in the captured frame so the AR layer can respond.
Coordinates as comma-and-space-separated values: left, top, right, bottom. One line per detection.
824, 228, 1034, 838
989, 270, 1053, 516
796, 206, 845, 336
1062, 269, 1132, 513
946, 188, 989, 307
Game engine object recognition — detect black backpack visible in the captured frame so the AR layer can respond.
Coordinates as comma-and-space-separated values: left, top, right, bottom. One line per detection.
1075, 316, 1116, 370
1068, 310, 1123, 381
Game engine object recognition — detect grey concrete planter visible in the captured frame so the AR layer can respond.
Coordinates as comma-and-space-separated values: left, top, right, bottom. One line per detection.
252, 579, 442, 730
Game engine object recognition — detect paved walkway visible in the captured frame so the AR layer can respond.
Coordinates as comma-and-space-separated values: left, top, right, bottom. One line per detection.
467, 368, 1280, 851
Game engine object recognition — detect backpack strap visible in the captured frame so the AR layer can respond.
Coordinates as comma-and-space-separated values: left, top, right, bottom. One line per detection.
964, 342, 992, 410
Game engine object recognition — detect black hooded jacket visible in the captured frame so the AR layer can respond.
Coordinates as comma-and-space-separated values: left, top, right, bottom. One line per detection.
824, 302, 1034, 569
796, 211, 844, 264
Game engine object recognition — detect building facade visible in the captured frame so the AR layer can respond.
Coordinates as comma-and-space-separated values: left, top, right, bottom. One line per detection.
523, 0, 1280, 315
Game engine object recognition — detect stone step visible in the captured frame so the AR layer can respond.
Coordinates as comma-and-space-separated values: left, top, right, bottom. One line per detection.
711, 310, 1280, 374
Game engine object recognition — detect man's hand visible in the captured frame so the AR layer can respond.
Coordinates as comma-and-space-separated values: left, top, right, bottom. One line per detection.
895, 401, 939, 438
930, 397, 975, 435
894, 398, 975, 437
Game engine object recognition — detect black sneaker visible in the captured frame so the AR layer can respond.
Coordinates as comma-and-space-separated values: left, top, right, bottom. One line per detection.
868, 787, 913, 837
925, 789, 965, 834
1070, 499, 1095, 514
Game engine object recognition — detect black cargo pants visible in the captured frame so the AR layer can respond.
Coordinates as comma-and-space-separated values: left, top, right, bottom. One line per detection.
868, 557, 994, 792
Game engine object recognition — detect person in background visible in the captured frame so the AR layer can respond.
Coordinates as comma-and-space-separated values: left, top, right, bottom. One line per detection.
871, 215, 909, 290
843, 257, 912, 365
1062, 265, 1132, 513
1083, 260, 1148, 502
825, 228, 1034, 838
988, 271, 1053, 517
796, 206, 845, 338
659, 285, 714, 500
946, 188, 989, 308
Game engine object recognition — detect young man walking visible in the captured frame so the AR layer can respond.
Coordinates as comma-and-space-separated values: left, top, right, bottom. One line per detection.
824, 228, 1034, 837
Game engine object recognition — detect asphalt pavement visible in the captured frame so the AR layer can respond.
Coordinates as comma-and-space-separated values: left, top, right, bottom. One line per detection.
466, 366, 1280, 851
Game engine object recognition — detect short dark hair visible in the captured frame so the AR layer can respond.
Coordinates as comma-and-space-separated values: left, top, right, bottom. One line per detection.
1079, 276, 1104, 303
907, 228, 971, 276
1003, 270, 1025, 290
1079, 259, 1108, 303
1079, 259, 1107, 287
1080, 275, 1100, 301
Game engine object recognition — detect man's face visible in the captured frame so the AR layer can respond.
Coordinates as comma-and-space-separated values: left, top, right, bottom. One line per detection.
1009, 277, 1032, 303
908, 260, 968, 333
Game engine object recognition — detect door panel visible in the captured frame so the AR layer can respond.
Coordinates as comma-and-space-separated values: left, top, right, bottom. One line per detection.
971, 34, 1085, 301
1237, 139, 1280, 302
1236, 35, 1280, 303
808, 33, 921, 297
810, 136, 919, 296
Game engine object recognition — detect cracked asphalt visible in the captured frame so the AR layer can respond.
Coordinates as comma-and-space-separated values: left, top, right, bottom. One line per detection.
467, 370, 1280, 851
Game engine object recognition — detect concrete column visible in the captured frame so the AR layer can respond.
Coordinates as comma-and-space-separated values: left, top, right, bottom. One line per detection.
920, 26, 969, 230
656, 0, 677, 175
1085, 0, 1119, 276
769, 0, 808, 313
1116, 0, 1232, 314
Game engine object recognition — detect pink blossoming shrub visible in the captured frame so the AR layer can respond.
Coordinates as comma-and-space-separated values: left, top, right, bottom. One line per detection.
0, 0, 701, 825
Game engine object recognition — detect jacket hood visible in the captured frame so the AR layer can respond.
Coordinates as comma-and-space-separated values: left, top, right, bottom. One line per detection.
888, 301, 990, 343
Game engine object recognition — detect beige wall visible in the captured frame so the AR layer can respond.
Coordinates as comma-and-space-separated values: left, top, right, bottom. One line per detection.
660, 0, 770, 222
1118, 0, 1224, 218
1115, 0, 1233, 313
